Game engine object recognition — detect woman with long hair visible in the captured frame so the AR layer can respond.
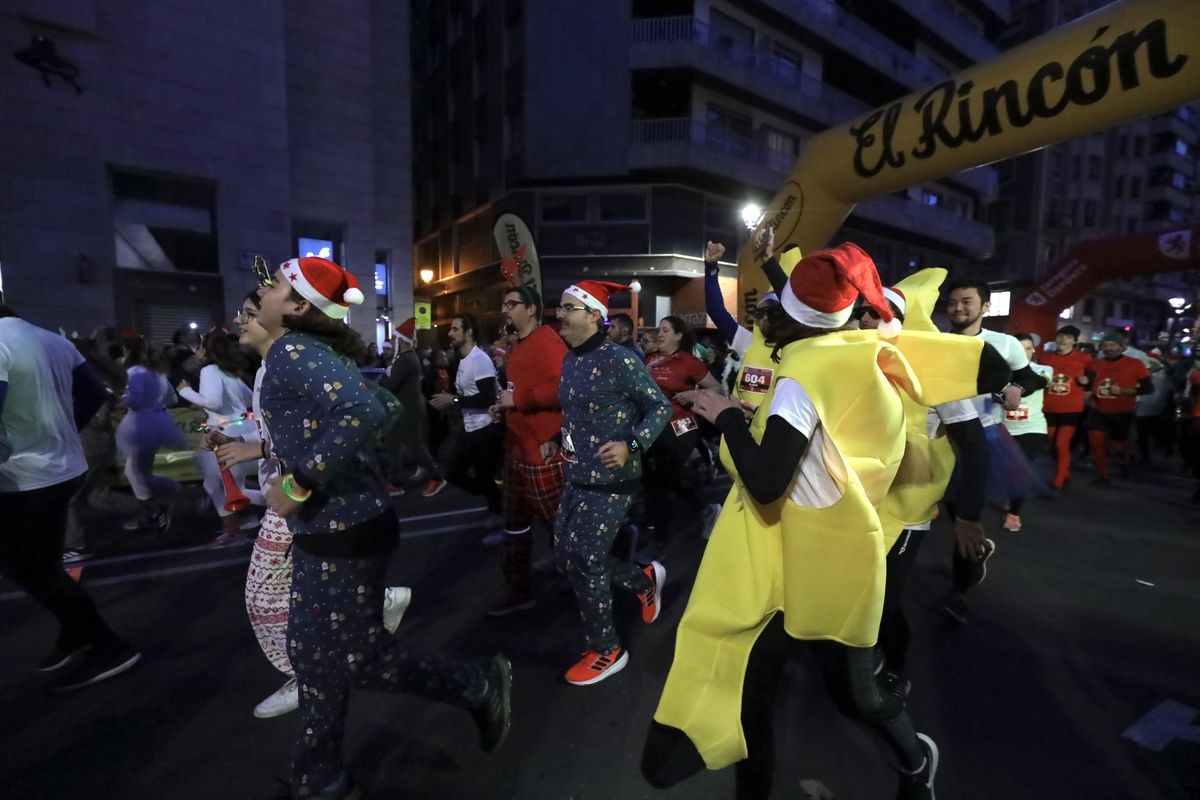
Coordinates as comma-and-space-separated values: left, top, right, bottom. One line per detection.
639, 315, 721, 556
211, 290, 413, 720
177, 331, 262, 546
114, 338, 183, 536
1001, 334, 1053, 531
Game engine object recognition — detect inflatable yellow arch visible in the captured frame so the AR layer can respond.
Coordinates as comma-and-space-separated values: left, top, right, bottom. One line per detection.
738, 0, 1200, 318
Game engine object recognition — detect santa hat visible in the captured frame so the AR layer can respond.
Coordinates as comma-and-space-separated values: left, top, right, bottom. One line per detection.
781, 243, 900, 338
882, 287, 907, 319
278, 257, 365, 320
395, 317, 416, 345
563, 280, 630, 319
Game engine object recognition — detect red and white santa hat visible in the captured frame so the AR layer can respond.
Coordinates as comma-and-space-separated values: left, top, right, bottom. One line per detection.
781, 242, 900, 337
395, 317, 416, 344
278, 257, 365, 320
562, 280, 630, 319
882, 286, 907, 319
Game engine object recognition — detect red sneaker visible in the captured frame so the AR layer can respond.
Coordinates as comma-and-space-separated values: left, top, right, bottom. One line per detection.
637, 561, 666, 623
564, 647, 628, 686
421, 478, 447, 498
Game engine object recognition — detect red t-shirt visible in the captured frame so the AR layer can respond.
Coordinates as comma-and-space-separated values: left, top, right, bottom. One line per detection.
1041, 350, 1091, 414
504, 325, 568, 464
1088, 355, 1149, 414
646, 350, 710, 432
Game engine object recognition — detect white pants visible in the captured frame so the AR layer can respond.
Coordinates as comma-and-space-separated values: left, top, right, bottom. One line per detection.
124, 448, 179, 503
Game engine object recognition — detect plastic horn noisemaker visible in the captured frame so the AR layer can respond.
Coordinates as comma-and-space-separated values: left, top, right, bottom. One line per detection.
220, 463, 250, 512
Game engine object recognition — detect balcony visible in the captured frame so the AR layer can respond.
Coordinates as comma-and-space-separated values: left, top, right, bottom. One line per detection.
758, 0, 949, 91
890, 0, 999, 64
631, 17, 866, 128
854, 193, 995, 257
629, 117, 790, 191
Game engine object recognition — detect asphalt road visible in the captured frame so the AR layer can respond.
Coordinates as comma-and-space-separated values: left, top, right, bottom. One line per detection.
1, 459, 1198, 800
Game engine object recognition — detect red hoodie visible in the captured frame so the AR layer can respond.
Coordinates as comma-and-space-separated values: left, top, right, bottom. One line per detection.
505, 325, 568, 463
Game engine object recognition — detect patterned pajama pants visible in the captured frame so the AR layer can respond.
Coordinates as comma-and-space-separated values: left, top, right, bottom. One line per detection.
287, 543, 488, 796
245, 509, 294, 676
554, 484, 653, 654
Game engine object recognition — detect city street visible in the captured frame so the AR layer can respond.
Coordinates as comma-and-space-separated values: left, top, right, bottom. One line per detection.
1, 462, 1198, 800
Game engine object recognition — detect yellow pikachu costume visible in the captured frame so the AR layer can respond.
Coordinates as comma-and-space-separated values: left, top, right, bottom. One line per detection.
654, 257, 988, 770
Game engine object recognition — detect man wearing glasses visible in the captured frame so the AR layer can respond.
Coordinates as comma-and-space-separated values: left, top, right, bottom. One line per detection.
485, 285, 568, 617
550, 280, 672, 685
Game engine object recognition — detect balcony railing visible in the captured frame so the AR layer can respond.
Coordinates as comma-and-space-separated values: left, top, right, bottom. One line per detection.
631, 117, 795, 172
892, 0, 998, 62
631, 16, 866, 123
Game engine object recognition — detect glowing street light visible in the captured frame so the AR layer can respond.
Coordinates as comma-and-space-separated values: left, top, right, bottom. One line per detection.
1168, 296, 1186, 309
740, 203, 764, 230
419, 268, 435, 284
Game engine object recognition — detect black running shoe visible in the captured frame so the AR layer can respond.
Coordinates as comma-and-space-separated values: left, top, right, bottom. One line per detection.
471, 654, 512, 752
48, 637, 141, 692
896, 733, 939, 799
36, 642, 91, 673
972, 538, 996, 587
943, 593, 968, 625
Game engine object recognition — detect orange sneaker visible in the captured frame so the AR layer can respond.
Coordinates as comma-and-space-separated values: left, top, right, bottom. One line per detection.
637, 561, 666, 623
565, 647, 628, 686
421, 478, 447, 498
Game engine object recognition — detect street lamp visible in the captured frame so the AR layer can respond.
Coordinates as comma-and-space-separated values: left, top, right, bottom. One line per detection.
418, 268, 434, 284
740, 203, 764, 230
1169, 297, 1186, 310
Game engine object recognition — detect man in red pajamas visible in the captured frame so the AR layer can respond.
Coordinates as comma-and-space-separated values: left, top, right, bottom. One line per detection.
1086, 331, 1152, 484
487, 284, 568, 616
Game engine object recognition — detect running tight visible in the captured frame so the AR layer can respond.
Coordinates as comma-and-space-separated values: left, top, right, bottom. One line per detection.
1046, 424, 1075, 490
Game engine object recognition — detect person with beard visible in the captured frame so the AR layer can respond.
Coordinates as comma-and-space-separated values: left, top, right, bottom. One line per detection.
608, 313, 644, 359
485, 284, 567, 616
1085, 331, 1152, 485
943, 279, 1046, 623
254, 257, 510, 799
1040, 325, 1092, 491
552, 280, 671, 685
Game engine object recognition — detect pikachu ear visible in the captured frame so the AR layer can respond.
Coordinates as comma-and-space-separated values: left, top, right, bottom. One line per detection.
893, 267, 948, 334
779, 246, 804, 273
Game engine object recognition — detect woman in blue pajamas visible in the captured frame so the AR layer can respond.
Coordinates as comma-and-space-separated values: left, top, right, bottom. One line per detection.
254, 256, 513, 800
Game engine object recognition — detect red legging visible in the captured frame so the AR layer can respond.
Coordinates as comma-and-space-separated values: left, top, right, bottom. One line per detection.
1046, 425, 1075, 489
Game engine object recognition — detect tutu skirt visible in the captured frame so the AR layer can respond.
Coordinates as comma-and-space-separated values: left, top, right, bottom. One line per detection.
946, 423, 1045, 506
115, 407, 184, 456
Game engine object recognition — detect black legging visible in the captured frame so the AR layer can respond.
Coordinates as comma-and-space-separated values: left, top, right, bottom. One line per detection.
1009, 432, 1046, 515
733, 614, 925, 798
439, 422, 503, 515
878, 528, 927, 675
641, 427, 702, 544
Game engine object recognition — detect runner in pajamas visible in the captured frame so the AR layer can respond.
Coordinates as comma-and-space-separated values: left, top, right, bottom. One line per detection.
550, 279, 672, 686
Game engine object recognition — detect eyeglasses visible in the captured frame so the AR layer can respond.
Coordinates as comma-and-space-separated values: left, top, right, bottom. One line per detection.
251, 255, 273, 288
556, 303, 588, 315
500, 300, 529, 311
235, 309, 258, 323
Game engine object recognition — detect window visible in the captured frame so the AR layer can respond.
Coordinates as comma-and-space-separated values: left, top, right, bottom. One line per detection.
1071, 155, 1081, 178
921, 189, 943, 206
112, 169, 218, 273
1176, 139, 1190, 157
709, 10, 754, 63
984, 290, 1011, 317
1087, 156, 1102, 180
1114, 176, 1124, 198
1118, 136, 1128, 157
1172, 172, 1188, 191
1127, 216, 1138, 233
599, 193, 647, 222
764, 127, 799, 172
1083, 201, 1096, 227
705, 103, 752, 155
769, 43, 802, 85
1130, 177, 1142, 198
1050, 151, 1062, 178
541, 195, 588, 223
1046, 197, 1060, 226
1133, 136, 1145, 157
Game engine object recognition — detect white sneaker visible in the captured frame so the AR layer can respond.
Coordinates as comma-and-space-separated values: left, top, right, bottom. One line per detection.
253, 677, 298, 719
382, 586, 412, 634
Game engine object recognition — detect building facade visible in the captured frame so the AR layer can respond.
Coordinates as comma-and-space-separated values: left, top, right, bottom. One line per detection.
0, 0, 413, 345
990, 0, 1199, 345
412, 0, 1010, 334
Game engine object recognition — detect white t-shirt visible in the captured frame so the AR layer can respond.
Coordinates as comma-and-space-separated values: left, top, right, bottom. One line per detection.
179, 363, 253, 427
1003, 362, 1051, 436
908, 398, 979, 532
768, 378, 843, 509
0, 318, 88, 492
972, 328, 1030, 428
456, 345, 496, 433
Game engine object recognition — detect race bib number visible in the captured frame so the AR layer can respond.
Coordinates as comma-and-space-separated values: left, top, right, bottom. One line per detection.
1048, 373, 1071, 395
507, 381, 515, 393
560, 428, 577, 462
671, 416, 698, 436
1096, 378, 1116, 398
739, 366, 773, 395
1005, 407, 1029, 422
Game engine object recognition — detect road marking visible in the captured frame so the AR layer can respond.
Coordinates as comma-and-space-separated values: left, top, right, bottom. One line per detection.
1123, 700, 1200, 751
0, 521, 482, 602
1136, 579, 1156, 586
